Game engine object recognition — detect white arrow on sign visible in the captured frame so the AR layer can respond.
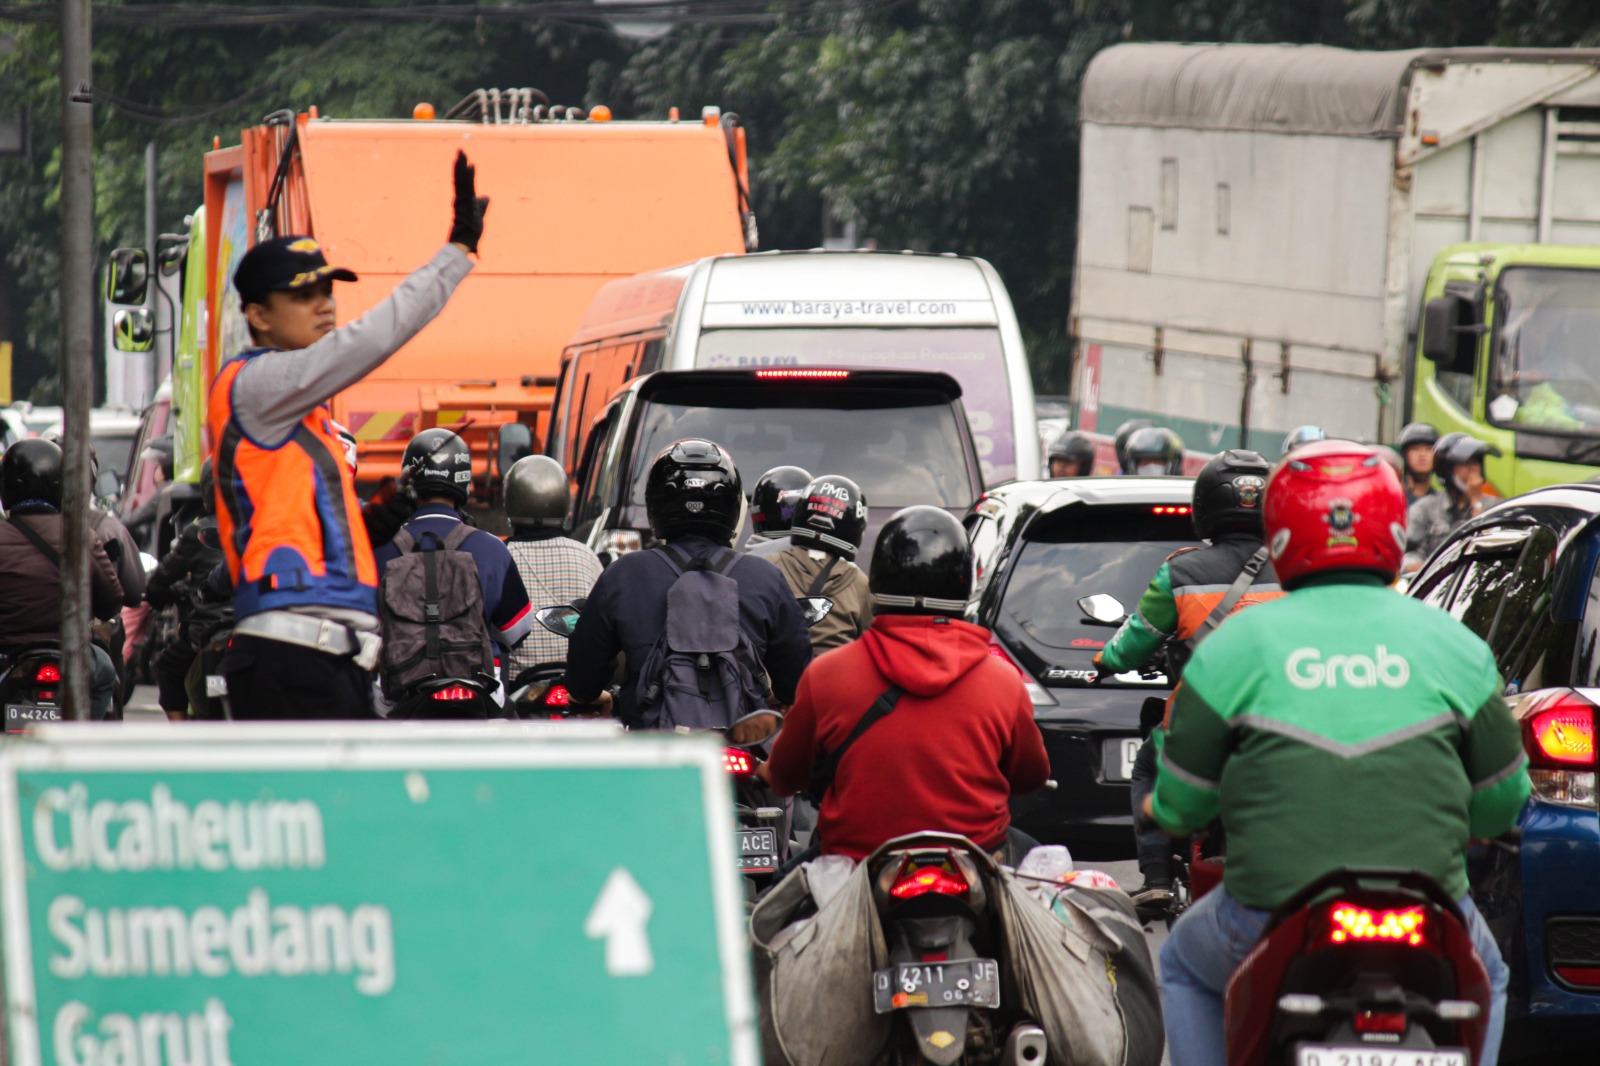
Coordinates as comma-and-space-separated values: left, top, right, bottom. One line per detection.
585, 867, 655, 976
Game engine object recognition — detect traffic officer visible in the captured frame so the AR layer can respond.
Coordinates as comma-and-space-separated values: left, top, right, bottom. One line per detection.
210, 151, 488, 719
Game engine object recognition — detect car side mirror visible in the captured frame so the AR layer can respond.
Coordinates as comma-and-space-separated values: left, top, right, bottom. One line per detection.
798, 596, 834, 626
106, 247, 150, 306
112, 307, 155, 353
1421, 294, 1476, 375
494, 422, 534, 480
534, 603, 583, 638
1077, 594, 1128, 626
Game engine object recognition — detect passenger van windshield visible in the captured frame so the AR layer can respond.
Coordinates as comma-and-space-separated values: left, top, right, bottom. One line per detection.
630, 391, 977, 508
695, 328, 1014, 482
1491, 267, 1600, 436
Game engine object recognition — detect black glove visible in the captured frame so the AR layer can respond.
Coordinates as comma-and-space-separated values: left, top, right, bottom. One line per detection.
448, 150, 489, 253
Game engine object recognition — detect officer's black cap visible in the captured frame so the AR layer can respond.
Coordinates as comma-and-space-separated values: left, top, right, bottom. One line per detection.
234, 236, 357, 307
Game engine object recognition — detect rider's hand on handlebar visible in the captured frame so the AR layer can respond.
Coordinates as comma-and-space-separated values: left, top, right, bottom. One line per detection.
1092, 653, 1116, 683
729, 711, 781, 745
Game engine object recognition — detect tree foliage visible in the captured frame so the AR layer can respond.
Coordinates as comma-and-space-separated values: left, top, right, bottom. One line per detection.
5, 0, 1600, 400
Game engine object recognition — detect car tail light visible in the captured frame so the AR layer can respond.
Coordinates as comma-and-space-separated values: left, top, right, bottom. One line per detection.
987, 641, 1056, 707
541, 684, 571, 708
1321, 903, 1434, 949
890, 865, 970, 900
1150, 505, 1191, 516
34, 663, 61, 684
431, 685, 475, 701
722, 747, 755, 776
1353, 1011, 1408, 1035
987, 641, 1025, 677
754, 369, 849, 380
1519, 690, 1597, 809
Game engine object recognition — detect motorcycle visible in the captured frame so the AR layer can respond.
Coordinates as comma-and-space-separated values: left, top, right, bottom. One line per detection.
0, 644, 65, 732
866, 831, 1049, 1066
1224, 866, 1494, 1066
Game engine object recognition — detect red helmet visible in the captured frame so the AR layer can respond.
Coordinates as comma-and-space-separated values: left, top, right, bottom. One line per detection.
1265, 441, 1407, 588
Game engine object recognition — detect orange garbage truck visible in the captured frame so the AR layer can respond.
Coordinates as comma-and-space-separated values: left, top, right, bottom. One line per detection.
138, 91, 755, 501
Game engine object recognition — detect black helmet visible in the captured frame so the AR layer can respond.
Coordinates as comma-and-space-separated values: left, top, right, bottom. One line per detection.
1441, 436, 1500, 495
504, 455, 570, 531
750, 465, 812, 537
1191, 449, 1270, 540
1279, 425, 1327, 458
790, 474, 868, 560
1, 437, 65, 513
645, 438, 742, 542
1396, 421, 1439, 452
402, 428, 472, 504
1113, 418, 1155, 474
1430, 431, 1470, 482
869, 505, 972, 616
1125, 426, 1185, 475
199, 458, 216, 517
1047, 431, 1096, 476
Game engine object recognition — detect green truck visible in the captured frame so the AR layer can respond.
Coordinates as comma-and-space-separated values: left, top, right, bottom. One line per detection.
1071, 44, 1600, 495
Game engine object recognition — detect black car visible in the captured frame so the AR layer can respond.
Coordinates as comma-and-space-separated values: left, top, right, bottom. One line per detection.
566, 367, 986, 564
1407, 484, 1600, 1061
965, 476, 1199, 850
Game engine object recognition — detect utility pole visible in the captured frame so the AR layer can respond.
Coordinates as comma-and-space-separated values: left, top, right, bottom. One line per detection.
59, 0, 94, 721
145, 138, 159, 400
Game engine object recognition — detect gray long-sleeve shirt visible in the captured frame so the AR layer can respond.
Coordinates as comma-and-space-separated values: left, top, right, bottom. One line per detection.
231, 244, 474, 446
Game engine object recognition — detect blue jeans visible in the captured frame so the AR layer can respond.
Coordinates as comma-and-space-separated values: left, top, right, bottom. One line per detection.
1160, 886, 1509, 1066
90, 644, 117, 721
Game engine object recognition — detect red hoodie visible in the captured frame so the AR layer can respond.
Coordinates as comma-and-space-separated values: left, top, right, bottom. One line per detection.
766, 614, 1050, 860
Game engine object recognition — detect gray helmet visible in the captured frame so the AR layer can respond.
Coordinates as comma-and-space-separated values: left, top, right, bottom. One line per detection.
504, 455, 570, 531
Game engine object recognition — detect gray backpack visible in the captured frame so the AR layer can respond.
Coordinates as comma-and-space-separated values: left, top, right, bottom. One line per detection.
633, 545, 770, 730
378, 524, 496, 699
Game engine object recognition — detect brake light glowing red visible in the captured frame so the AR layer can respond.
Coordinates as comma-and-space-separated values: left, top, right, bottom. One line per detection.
542, 684, 571, 707
1528, 697, 1595, 766
1151, 506, 1191, 516
1353, 1011, 1408, 1035
890, 865, 970, 900
754, 369, 850, 380
722, 748, 755, 776
34, 663, 61, 684
1325, 903, 1427, 947
431, 685, 475, 701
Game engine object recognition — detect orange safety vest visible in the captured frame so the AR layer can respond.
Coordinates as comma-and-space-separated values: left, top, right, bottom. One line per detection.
208, 350, 377, 619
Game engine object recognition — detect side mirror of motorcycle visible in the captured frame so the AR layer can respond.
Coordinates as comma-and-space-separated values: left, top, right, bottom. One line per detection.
493, 422, 534, 480
534, 604, 583, 638
1077, 594, 1127, 626
798, 596, 834, 626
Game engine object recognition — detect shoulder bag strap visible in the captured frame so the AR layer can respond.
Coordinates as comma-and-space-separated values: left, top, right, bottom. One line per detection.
655, 543, 689, 577
390, 528, 417, 555
442, 522, 475, 551
10, 516, 62, 571
805, 554, 840, 597
1187, 545, 1270, 650
807, 684, 905, 803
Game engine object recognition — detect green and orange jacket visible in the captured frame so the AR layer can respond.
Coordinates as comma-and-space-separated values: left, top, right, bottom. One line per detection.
1098, 534, 1283, 674
1151, 573, 1531, 909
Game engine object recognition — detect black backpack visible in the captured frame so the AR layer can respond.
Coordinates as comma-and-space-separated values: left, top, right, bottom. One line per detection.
633, 545, 771, 730
378, 524, 496, 699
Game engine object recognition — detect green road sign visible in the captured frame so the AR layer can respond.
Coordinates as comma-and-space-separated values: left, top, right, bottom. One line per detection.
0, 723, 758, 1066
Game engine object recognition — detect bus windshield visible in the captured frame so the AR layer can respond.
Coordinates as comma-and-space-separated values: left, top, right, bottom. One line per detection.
695, 327, 1014, 482
1491, 267, 1600, 436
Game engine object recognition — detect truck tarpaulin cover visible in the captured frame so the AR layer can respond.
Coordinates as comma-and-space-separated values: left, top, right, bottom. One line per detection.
1082, 43, 1447, 138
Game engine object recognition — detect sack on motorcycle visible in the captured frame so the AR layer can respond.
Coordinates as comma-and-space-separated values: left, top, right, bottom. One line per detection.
750, 857, 890, 1066
633, 546, 769, 730
377, 525, 496, 700
998, 873, 1163, 1066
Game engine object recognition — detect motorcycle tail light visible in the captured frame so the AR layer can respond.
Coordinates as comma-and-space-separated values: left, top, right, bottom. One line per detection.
1353, 1011, 1408, 1035
431, 685, 475, 701
34, 663, 61, 684
721, 748, 755, 776
1150, 505, 1191, 516
1320, 903, 1434, 950
1518, 691, 1597, 809
541, 684, 571, 707
890, 865, 970, 900
1555, 965, 1600, 988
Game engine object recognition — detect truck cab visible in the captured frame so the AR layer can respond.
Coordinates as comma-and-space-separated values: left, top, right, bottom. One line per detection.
1415, 244, 1600, 496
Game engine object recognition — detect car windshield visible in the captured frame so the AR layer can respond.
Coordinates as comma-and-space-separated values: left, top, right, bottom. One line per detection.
630, 391, 976, 508
1490, 266, 1600, 436
997, 509, 1196, 675
695, 328, 1014, 482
